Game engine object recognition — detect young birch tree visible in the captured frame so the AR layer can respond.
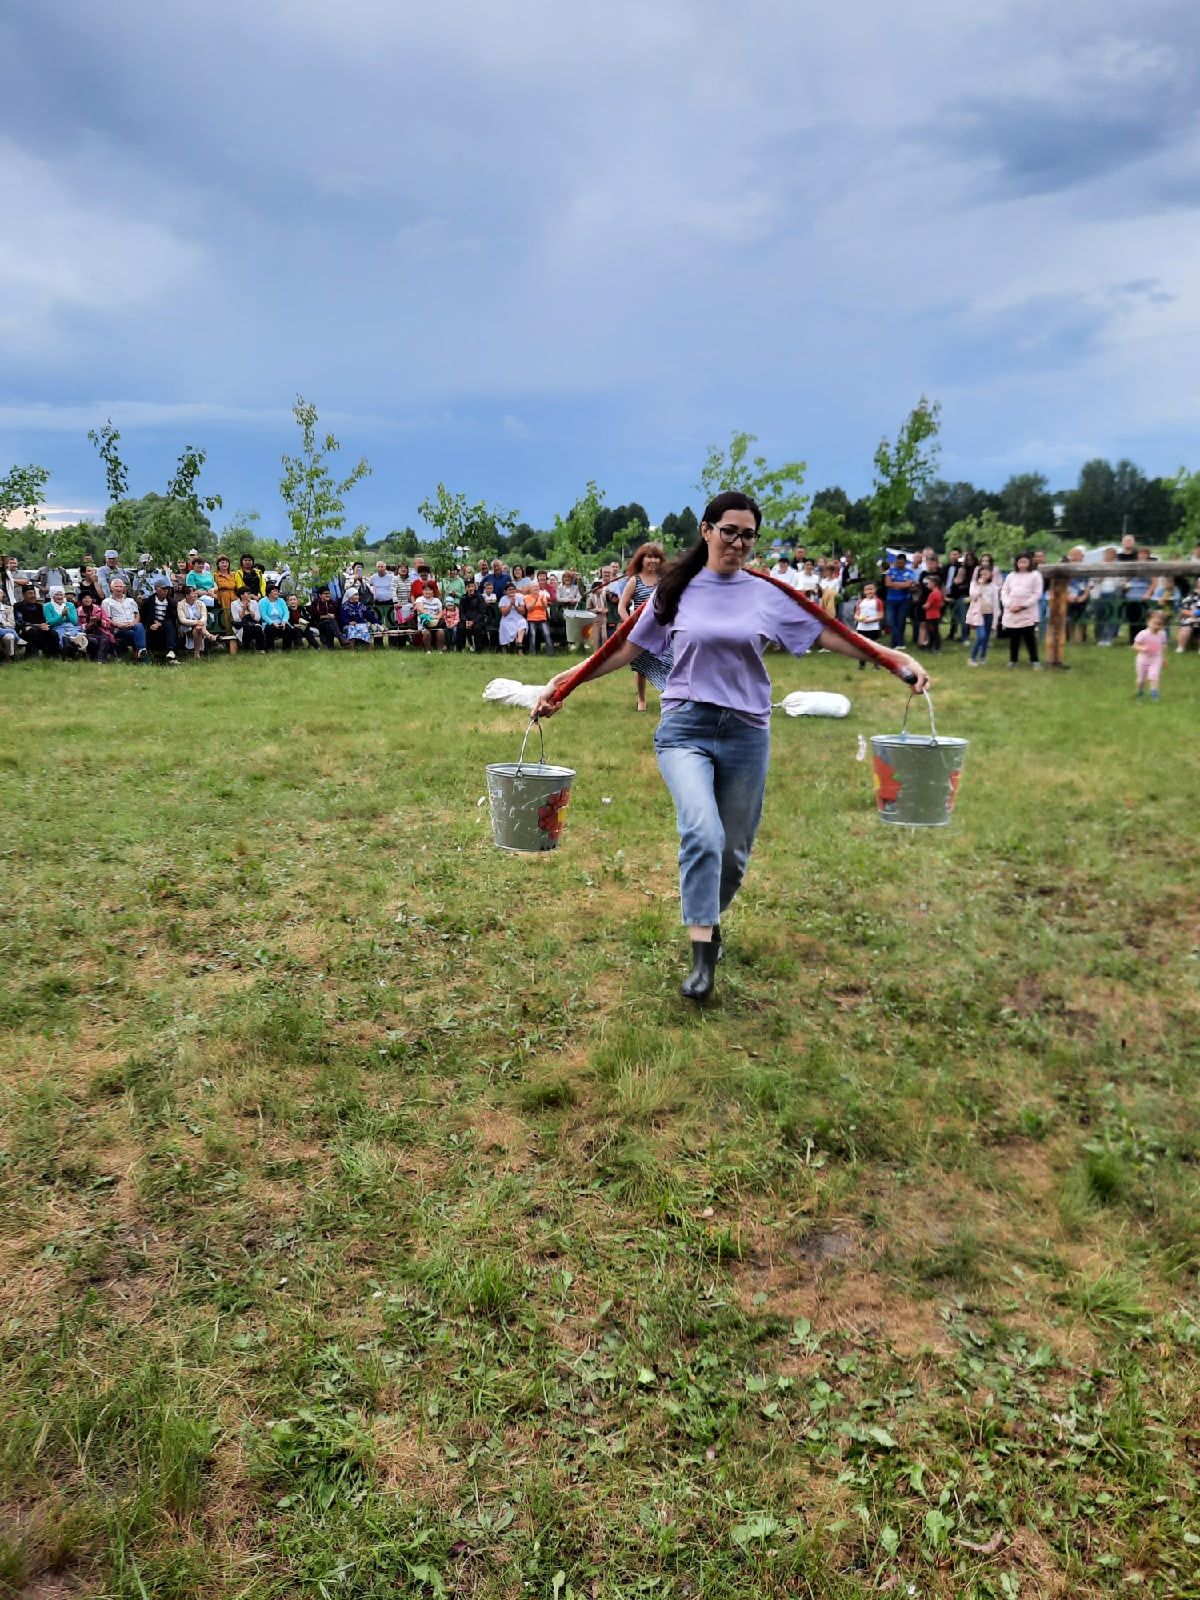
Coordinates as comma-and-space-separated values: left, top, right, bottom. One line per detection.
280, 396, 372, 585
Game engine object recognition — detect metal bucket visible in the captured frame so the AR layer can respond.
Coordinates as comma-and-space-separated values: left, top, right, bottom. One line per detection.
564, 609, 596, 650
871, 693, 967, 828
487, 722, 576, 853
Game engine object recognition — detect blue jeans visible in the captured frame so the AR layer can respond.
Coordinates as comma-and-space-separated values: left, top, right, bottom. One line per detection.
970, 615, 993, 660
886, 599, 909, 648
654, 701, 771, 927
115, 624, 147, 654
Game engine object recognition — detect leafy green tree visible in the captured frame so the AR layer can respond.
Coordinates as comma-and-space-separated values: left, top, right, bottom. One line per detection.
809, 486, 850, 522
1058, 457, 1175, 546
870, 398, 941, 546
88, 420, 135, 556
944, 509, 1035, 567
417, 482, 517, 563
997, 472, 1055, 535
660, 506, 698, 548
548, 481, 605, 573
909, 480, 999, 546
280, 396, 371, 584
0, 463, 50, 538
698, 430, 808, 538
142, 448, 222, 565
806, 506, 847, 552
217, 509, 281, 566
1168, 468, 1200, 546
371, 528, 422, 560
117, 493, 211, 560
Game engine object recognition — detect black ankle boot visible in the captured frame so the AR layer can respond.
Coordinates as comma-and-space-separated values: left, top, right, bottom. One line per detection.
713, 926, 723, 964
681, 939, 718, 1001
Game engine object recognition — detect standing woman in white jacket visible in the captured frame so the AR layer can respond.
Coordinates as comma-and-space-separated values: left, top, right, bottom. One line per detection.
1000, 552, 1044, 669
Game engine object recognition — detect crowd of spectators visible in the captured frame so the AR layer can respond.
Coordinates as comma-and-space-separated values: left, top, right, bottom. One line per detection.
2, 534, 1196, 668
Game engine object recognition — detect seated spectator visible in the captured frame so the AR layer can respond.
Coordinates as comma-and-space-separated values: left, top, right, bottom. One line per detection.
287, 593, 319, 646
456, 579, 486, 651
1176, 593, 1198, 655
100, 579, 149, 660
259, 584, 293, 651
140, 577, 179, 662
44, 588, 89, 657
0, 596, 20, 660
78, 591, 116, 661
416, 580, 447, 651
442, 593, 460, 643
16, 584, 58, 657
214, 555, 238, 630
369, 561, 396, 625
339, 588, 374, 649
231, 589, 263, 651
309, 585, 343, 648
235, 554, 264, 595
178, 589, 217, 658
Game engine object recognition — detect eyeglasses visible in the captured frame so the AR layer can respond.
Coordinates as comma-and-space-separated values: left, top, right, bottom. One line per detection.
713, 524, 756, 548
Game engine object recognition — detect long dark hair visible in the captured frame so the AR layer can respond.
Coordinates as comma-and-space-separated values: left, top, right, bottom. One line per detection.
654, 492, 762, 623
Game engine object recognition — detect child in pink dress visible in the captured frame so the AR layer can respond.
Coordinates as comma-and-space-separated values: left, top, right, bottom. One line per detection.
1133, 611, 1167, 699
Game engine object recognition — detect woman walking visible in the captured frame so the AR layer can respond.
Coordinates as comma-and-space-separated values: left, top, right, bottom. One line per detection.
618, 542, 668, 711
1000, 553, 1044, 669
534, 493, 928, 1001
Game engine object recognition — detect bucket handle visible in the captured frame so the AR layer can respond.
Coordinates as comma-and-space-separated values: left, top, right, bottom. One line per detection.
516, 719, 546, 772
900, 689, 939, 742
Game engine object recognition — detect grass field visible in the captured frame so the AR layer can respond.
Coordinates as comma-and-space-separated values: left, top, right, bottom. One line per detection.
1, 643, 1198, 1600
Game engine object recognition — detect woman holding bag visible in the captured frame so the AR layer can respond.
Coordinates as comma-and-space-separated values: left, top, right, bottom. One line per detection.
534, 492, 928, 1001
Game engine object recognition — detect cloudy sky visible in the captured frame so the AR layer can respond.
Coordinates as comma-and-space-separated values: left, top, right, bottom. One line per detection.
2, 0, 1198, 537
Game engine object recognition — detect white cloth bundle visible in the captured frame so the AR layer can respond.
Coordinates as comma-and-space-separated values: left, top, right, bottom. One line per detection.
482, 678, 549, 710
484, 679, 851, 718
774, 691, 851, 718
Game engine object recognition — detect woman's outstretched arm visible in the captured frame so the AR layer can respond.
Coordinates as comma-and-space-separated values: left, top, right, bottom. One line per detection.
533, 639, 643, 717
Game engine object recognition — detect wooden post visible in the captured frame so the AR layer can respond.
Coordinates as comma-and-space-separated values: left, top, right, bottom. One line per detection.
1047, 576, 1069, 667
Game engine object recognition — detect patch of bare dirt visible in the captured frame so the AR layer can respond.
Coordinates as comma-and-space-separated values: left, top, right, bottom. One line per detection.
371, 1416, 465, 1510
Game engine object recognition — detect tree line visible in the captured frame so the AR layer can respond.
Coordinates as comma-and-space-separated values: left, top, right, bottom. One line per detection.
3, 396, 1198, 580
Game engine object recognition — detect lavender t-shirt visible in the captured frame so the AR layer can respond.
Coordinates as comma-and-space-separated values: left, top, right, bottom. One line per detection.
627, 568, 824, 727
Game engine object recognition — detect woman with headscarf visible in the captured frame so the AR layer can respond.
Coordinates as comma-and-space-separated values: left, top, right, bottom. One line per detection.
339, 588, 374, 649
44, 587, 89, 656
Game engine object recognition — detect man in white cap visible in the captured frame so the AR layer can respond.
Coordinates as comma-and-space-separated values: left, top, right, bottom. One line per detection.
96, 550, 132, 599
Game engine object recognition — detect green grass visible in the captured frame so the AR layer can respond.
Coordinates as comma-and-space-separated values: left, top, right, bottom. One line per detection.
1, 644, 1198, 1599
